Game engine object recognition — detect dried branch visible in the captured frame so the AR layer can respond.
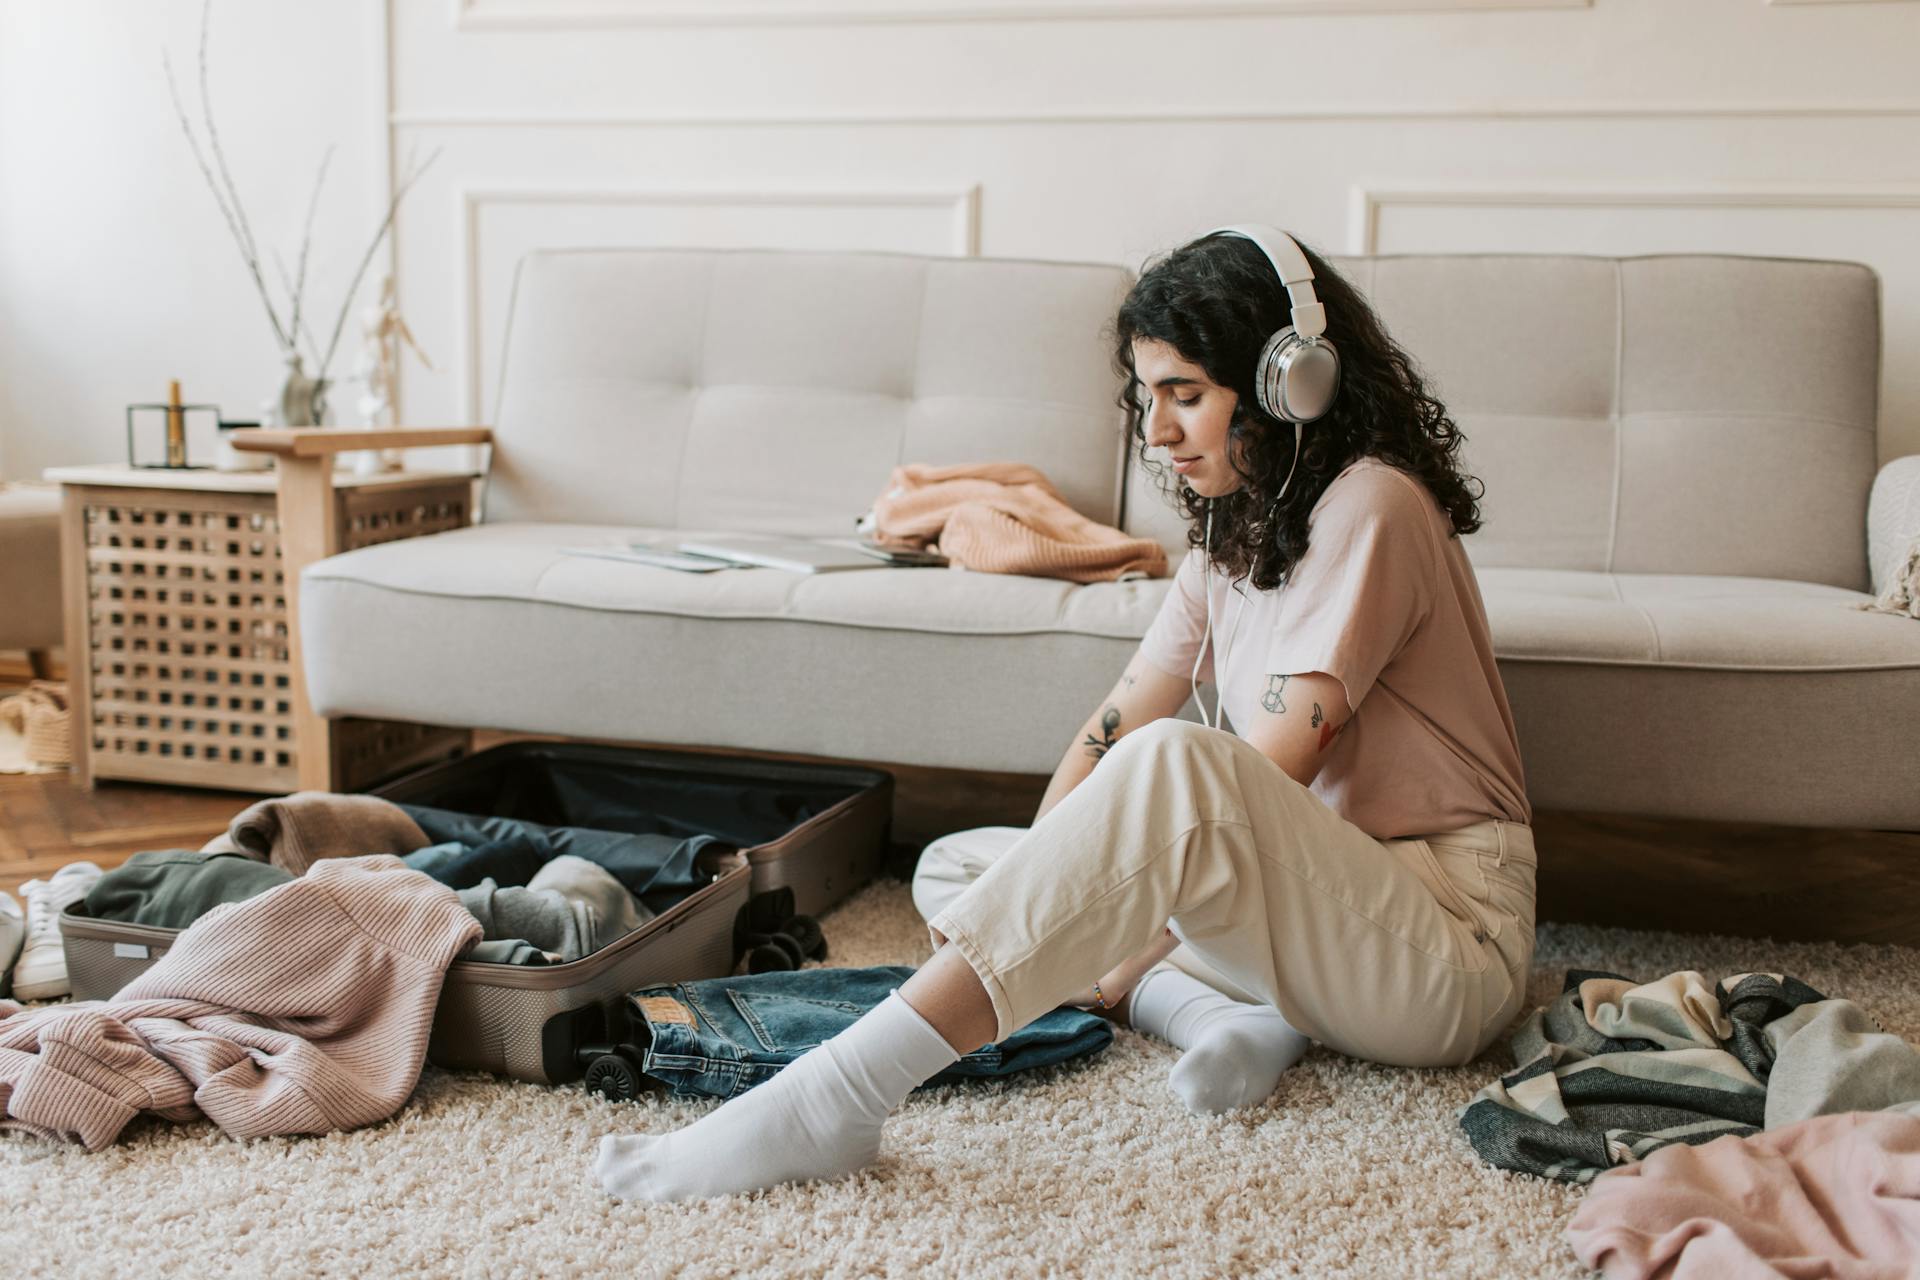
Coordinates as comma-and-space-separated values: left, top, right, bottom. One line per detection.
195, 0, 265, 279
163, 48, 293, 354
272, 251, 326, 367
316, 146, 441, 385
289, 145, 335, 352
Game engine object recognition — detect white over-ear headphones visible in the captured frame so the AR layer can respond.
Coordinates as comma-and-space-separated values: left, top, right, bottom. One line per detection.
1204, 224, 1341, 425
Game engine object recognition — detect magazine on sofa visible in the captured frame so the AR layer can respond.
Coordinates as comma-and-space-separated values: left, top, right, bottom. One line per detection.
675, 535, 899, 574
563, 535, 948, 574
559, 542, 733, 572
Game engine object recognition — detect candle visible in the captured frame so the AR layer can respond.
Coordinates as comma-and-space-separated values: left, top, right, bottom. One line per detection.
165, 379, 186, 468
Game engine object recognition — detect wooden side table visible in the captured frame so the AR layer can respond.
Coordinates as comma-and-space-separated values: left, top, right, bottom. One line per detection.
48, 429, 489, 795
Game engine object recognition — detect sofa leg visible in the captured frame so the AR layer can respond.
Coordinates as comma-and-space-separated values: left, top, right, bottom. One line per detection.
296, 715, 340, 793
25, 649, 52, 680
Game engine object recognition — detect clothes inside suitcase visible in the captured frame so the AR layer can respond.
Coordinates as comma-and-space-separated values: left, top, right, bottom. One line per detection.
378, 742, 893, 918
60, 741, 893, 1085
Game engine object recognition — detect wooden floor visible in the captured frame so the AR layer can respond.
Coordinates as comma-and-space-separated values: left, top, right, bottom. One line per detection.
5, 662, 1919, 945
0, 772, 257, 899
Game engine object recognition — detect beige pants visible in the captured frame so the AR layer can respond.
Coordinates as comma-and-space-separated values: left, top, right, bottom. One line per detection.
918, 719, 1536, 1068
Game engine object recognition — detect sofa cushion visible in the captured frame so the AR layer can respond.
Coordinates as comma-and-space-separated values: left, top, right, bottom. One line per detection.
1122, 255, 1882, 592
303, 527, 1920, 826
1478, 568, 1920, 670
301, 524, 1166, 773
307, 523, 1165, 640
1476, 567, 1920, 829
490, 250, 1135, 541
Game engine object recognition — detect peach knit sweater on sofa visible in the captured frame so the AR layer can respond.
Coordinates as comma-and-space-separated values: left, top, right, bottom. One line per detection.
0, 856, 479, 1151
870, 461, 1169, 584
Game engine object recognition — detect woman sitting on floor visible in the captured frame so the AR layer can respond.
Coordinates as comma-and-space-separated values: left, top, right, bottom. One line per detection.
595, 224, 1537, 1202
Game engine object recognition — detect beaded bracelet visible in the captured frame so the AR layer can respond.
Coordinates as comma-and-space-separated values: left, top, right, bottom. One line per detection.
1091, 980, 1109, 1010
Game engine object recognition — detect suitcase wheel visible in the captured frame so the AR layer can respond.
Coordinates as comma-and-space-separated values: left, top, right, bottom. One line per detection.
744, 932, 806, 973
785, 913, 827, 962
585, 1050, 647, 1103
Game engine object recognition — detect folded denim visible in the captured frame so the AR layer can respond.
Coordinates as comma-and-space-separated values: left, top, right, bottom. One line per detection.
628, 965, 1112, 1100
401, 833, 551, 892
397, 804, 716, 913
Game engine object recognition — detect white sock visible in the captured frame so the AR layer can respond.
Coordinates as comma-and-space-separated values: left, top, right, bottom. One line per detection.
594, 990, 960, 1202
1128, 968, 1311, 1115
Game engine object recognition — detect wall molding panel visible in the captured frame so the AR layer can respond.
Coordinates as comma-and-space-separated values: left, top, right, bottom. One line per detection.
390, 101, 1920, 130
368, 0, 1920, 461
454, 184, 982, 420
456, 0, 1589, 31
1348, 181, 1920, 253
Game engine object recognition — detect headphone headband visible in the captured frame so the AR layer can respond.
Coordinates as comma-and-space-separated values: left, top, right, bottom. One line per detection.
1205, 223, 1327, 339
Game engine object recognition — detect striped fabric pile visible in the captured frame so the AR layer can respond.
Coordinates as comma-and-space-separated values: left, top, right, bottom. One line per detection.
1458, 967, 1916, 1183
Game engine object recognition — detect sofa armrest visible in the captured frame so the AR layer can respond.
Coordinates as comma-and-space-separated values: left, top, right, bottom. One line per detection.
231, 426, 493, 457
1868, 454, 1920, 596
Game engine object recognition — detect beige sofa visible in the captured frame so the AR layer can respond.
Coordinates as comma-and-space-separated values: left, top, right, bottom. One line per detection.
298, 248, 1920, 831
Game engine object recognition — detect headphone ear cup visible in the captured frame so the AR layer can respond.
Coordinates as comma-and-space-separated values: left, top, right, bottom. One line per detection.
1276, 336, 1340, 424
1254, 327, 1301, 422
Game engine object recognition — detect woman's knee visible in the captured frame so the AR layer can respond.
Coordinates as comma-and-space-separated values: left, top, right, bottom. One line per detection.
1106, 716, 1221, 768
910, 825, 1026, 923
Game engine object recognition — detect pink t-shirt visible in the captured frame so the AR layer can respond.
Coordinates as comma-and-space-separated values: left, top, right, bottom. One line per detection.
1138, 456, 1531, 838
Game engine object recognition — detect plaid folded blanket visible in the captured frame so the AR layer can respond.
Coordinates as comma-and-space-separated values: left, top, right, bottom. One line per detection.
1457, 968, 1830, 1183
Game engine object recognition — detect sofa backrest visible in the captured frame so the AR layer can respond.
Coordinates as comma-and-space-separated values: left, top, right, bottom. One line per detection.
489, 248, 1135, 538
1124, 253, 1882, 592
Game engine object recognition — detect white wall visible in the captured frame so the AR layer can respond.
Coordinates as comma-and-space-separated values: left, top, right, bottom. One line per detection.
0, 1, 388, 479
7, 0, 1920, 479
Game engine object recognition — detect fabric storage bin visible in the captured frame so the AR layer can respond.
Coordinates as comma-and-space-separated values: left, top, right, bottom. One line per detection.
60, 741, 893, 1085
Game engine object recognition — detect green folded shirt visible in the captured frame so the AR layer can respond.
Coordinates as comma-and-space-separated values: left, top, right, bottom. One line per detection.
84, 849, 293, 930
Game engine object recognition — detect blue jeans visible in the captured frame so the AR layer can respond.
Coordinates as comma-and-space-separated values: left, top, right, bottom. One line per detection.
629, 966, 1113, 1100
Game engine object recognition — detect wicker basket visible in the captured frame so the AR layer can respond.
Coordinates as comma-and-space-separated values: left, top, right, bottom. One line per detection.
0, 679, 72, 767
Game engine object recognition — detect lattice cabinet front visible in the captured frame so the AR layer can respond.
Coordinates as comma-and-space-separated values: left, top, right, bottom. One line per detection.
69, 477, 473, 793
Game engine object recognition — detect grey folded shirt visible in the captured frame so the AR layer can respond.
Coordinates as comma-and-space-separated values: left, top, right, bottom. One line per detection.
457, 855, 652, 964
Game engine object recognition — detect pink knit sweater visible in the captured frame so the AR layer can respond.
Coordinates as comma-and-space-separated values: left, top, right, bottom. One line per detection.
0, 856, 480, 1150
870, 461, 1169, 583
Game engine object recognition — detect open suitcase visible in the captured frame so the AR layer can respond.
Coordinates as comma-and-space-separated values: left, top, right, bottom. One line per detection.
60, 741, 893, 1085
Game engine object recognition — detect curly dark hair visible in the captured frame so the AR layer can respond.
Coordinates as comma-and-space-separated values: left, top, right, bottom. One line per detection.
1109, 231, 1484, 591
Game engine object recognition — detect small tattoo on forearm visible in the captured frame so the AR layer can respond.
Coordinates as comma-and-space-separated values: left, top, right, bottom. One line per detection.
1318, 716, 1345, 752
1084, 705, 1122, 760
1123, 673, 1137, 689
1261, 675, 1289, 715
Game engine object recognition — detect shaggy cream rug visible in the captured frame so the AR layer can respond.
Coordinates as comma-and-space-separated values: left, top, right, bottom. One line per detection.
6, 880, 1918, 1279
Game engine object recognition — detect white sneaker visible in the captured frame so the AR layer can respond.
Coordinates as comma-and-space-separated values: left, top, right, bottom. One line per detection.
0, 890, 24, 999
12, 861, 104, 1001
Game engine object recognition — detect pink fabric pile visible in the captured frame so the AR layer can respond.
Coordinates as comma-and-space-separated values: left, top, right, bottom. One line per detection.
870, 461, 1169, 583
1569, 1109, 1920, 1279
0, 856, 479, 1150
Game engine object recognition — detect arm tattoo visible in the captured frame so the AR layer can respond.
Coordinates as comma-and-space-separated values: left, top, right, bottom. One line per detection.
1261, 675, 1290, 715
1311, 702, 1323, 728
1318, 714, 1346, 753
1083, 705, 1123, 760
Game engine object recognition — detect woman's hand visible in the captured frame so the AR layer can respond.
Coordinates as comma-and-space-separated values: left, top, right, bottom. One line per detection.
1064, 928, 1181, 1015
